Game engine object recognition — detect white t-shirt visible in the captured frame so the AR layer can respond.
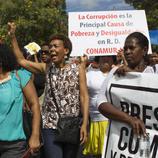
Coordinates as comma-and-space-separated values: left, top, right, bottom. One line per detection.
86, 67, 108, 121
97, 64, 158, 107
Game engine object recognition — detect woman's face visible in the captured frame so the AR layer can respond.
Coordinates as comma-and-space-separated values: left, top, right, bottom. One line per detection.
41, 45, 50, 63
148, 53, 158, 66
124, 38, 146, 69
49, 39, 68, 65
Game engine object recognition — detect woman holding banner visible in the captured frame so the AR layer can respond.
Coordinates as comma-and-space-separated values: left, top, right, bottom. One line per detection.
97, 32, 158, 157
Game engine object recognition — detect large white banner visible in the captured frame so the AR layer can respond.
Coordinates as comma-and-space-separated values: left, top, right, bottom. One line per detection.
103, 72, 158, 158
68, 10, 151, 56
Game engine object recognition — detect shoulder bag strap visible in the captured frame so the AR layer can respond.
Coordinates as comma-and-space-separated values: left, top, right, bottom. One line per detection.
48, 71, 60, 113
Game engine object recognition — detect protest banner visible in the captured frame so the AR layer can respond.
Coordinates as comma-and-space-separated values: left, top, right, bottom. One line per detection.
68, 10, 151, 56
102, 72, 158, 158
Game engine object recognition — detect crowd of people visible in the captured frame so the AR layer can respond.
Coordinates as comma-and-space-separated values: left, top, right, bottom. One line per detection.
0, 21, 157, 158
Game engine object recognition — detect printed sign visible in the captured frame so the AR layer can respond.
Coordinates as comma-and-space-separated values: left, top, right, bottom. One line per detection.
102, 72, 158, 158
68, 10, 151, 56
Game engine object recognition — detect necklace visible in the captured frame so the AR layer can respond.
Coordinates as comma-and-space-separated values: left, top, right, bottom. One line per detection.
0, 75, 11, 84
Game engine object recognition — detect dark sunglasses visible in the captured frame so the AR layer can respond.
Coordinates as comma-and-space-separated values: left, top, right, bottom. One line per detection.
41, 50, 49, 54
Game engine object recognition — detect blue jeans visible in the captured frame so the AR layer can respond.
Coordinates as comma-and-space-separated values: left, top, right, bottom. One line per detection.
42, 129, 79, 158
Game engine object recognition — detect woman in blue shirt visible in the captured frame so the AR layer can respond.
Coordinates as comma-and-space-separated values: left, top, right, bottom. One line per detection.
0, 44, 41, 158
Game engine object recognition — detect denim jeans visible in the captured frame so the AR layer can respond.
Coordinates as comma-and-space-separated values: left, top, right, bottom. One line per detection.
42, 129, 79, 158
0, 140, 26, 158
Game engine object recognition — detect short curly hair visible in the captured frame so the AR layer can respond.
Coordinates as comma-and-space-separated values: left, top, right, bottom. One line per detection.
125, 32, 149, 51
0, 44, 18, 72
49, 34, 72, 58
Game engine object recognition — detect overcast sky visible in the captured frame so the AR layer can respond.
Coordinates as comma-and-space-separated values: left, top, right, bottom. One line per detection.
66, 0, 134, 12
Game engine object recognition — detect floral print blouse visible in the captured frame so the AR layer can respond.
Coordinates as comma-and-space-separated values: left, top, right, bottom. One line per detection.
42, 63, 81, 129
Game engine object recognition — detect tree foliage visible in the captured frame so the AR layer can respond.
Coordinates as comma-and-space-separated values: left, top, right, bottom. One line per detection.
125, 0, 158, 29
0, 0, 68, 46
